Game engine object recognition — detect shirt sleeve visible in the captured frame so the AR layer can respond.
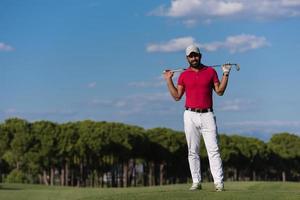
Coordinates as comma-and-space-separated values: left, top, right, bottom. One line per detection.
177, 73, 185, 87
213, 69, 220, 84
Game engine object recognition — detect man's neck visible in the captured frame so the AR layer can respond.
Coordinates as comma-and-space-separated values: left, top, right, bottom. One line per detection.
190, 63, 203, 71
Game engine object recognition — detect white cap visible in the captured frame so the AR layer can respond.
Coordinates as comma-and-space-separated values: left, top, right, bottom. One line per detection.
185, 45, 200, 56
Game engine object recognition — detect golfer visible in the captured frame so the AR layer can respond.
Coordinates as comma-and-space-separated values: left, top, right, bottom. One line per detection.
164, 45, 231, 191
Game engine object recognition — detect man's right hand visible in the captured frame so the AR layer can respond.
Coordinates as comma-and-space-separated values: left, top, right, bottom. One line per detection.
163, 70, 174, 80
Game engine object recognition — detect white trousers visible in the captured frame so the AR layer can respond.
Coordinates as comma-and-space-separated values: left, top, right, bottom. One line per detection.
183, 110, 224, 184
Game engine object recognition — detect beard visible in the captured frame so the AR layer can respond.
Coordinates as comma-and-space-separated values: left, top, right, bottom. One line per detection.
189, 60, 200, 67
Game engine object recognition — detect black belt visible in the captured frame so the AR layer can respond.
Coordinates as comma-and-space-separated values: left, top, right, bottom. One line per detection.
185, 107, 213, 113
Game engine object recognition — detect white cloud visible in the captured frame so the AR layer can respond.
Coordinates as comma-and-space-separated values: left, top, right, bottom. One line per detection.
218, 99, 242, 111
114, 100, 128, 108
152, 0, 243, 17
90, 99, 112, 106
216, 98, 258, 112
222, 34, 270, 53
4, 108, 18, 114
0, 42, 14, 52
182, 19, 198, 27
147, 37, 195, 53
90, 92, 178, 116
212, 1, 244, 16
147, 34, 269, 53
221, 120, 300, 139
281, 0, 300, 6
151, 0, 300, 21
226, 120, 300, 127
223, 120, 300, 135
128, 81, 164, 88
1, 108, 77, 120
88, 82, 97, 88
128, 73, 183, 88
128, 75, 168, 88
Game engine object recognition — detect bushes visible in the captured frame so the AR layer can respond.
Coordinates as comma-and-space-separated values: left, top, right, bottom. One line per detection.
5, 169, 30, 183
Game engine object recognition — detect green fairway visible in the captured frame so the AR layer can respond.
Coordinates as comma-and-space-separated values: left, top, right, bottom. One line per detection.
1, 182, 300, 200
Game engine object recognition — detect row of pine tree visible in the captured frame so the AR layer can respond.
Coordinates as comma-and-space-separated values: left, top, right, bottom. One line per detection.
1, 118, 299, 187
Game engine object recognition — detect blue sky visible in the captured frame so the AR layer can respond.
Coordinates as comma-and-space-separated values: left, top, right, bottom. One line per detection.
1, 0, 300, 140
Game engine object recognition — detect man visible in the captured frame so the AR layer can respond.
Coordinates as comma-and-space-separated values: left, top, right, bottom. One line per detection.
163, 44, 231, 191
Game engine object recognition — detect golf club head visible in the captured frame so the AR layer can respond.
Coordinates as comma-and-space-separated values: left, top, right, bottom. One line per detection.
234, 64, 240, 71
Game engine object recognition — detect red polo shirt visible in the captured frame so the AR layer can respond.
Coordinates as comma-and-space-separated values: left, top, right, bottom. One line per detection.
178, 66, 220, 109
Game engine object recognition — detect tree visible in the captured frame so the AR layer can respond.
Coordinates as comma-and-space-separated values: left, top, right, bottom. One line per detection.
0, 123, 10, 182
268, 133, 300, 181
58, 122, 80, 186
105, 122, 145, 187
2, 118, 31, 171
219, 135, 241, 181
31, 120, 60, 185
146, 128, 189, 185
1, 117, 300, 185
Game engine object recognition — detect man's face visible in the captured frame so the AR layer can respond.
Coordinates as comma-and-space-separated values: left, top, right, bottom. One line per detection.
187, 52, 201, 67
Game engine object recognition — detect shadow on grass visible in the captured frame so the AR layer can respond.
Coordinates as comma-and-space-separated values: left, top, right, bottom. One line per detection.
0, 185, 23, 190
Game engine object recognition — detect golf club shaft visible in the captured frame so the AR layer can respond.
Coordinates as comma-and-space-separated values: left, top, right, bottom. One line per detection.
163, 68, 186, 73
163, 63, 240, 73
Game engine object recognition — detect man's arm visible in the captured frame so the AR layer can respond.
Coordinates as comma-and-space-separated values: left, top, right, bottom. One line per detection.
164, 71, 184, 101
213, 64, 231, 96
214, 74, 229, 96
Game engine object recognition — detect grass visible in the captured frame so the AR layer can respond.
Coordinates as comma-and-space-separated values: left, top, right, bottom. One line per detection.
1, 181, 300, 200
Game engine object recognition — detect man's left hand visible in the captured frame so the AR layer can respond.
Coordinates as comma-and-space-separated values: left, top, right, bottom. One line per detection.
222, 63, 232, 74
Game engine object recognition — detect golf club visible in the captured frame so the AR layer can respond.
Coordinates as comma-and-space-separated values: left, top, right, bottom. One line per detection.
163, 63, 240, 73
